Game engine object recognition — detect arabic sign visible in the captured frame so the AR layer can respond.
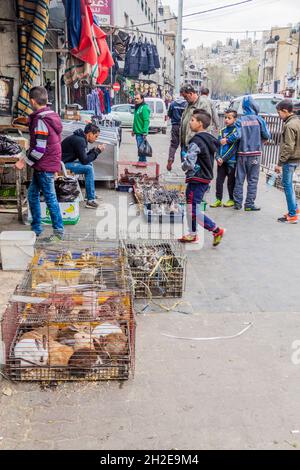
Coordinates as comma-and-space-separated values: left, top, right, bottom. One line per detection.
90, 0, 112, 26
0, 76, 14, 116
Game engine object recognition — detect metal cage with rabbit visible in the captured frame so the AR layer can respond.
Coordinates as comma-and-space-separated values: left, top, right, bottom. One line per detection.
121, 239, 187, 299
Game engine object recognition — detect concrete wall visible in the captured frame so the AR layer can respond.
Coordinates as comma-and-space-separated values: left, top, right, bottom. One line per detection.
0, 0, 20, 124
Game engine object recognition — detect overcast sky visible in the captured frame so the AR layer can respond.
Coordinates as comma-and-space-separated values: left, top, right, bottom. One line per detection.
162, 0, 300, 47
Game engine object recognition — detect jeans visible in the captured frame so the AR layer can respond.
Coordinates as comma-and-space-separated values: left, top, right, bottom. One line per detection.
168, 124, 180, 163
28, 170, 64, 237
65, 161, 95, 201
216, 163, 236, 201
186, 182, 217, 234
233, 155, 260, 207
136, 135, 147, 162
282, 163, 298, 217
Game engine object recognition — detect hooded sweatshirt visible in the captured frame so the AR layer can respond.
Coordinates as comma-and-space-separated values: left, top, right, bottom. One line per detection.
26, 107, 63, 173
133, 101, 151, 135
182, 132, 219, 184
235, 96, 271, 157
168, 96, 187, 126
62, 129, 101, 165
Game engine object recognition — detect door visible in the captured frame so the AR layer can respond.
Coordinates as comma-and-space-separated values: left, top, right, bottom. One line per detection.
42, 70, 58, 113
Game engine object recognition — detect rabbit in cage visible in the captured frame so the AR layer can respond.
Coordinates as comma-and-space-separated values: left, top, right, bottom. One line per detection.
20, 325, 59, 342
104, 333, 128, 356
14, 336, 48, 367
48, 340, 74, 367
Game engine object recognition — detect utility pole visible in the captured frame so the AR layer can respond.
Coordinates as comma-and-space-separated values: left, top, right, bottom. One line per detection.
175, 0, 183, 95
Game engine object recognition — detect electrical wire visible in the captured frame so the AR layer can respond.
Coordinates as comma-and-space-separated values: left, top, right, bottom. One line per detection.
128, 0, 254, 29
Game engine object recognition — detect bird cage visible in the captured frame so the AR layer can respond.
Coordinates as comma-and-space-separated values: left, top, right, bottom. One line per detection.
121, 239, 187, 299
1, 290, 135, 382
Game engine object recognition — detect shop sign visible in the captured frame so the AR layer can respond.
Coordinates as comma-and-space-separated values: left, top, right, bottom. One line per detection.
90, 0, 112, 26
0, 76, 14, 116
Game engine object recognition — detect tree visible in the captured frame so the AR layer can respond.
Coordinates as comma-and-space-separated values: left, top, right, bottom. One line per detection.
235, 59, 258, 94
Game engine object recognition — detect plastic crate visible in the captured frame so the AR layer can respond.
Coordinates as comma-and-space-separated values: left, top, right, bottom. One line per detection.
144, 204, 185, 224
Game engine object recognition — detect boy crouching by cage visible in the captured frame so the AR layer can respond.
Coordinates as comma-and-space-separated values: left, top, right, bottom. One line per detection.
179, 109, 226, 246
210, 109, 239, 209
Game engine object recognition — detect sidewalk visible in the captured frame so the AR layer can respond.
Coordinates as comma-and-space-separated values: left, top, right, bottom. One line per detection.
0, 131, 300, 450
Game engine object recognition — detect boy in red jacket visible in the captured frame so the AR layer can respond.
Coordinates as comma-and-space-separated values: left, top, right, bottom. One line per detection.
25, 87, 64, 241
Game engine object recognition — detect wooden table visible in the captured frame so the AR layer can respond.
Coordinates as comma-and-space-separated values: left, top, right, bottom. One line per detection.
0, 154, 28, 223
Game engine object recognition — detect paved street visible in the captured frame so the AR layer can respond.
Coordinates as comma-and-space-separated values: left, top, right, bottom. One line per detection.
1, 130, 300, 450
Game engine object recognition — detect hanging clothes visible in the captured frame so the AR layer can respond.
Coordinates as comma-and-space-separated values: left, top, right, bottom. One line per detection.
62, 0, 81, 50
152, 44, 161, 70
87, 89, 101, 116
15, 0, 50, 117
103, 89, 111, 114
123, 37, 161, 79
97, 89, 105, 114
146, 41, 156, 75
64, 0, 114, 85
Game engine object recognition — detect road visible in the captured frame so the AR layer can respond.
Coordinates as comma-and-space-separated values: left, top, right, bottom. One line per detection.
1, 129, 300, 450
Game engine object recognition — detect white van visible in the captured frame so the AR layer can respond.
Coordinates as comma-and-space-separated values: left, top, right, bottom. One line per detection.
145, 97, 168, 134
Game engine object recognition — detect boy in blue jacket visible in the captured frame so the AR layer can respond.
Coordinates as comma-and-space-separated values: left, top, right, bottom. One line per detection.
233, 96, 271, 211
210, 109, 239, 208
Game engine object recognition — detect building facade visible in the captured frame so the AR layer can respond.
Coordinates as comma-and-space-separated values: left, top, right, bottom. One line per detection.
258, 25, 300, 97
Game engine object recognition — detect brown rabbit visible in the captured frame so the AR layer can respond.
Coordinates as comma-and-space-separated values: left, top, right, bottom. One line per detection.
20, 325, 59, 342
104, 333, 128, 356
48, 340, 74, 367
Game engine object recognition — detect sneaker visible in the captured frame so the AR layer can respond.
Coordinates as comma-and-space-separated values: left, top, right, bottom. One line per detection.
85, 195, 102, 201
278, 215, 298, 224
40, 233, 64, 244
285, 208, 300, 217
210, 199, 222, 208
223, 199, 235, 208
234, 204, 242, 210
245, 206, 261, 212
213, 228, 226, 247
85, 200, 99, 209
178, 234, 199, 243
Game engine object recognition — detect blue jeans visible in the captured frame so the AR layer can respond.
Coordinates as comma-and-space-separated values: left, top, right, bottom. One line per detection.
136, 135, 147, 162
28, 171, 64, 237
282, 163, 298, 217
65, 161, 95, 201
186, 182, 217, 234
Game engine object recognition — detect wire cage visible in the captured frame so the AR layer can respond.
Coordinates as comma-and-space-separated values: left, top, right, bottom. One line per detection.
117, 161, 160, 191
121, 239, 187, 299
1, 290, 135, 382
29, 239, 131, 292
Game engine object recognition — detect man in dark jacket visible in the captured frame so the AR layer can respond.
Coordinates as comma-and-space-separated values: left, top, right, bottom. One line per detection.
25, 86, 64, 242
275, 100, 300, 224
167, 95, 187, 171
233, 96, 271, 211
62, 124, 105, 209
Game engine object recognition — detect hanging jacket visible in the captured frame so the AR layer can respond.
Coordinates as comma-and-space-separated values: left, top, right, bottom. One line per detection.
140, 40, 149, 75
182, 132, 219, 184
145, 41, 156, 75
133, 102, 151, 135
62, 129, 101, 165
236, 96, 271, 157
26, 107, 63, 173
218, 125, 239, 165
124, 40, 141, 78
63, 0, 81, 50
152, 44, 161, 69
168, 97, 187, 126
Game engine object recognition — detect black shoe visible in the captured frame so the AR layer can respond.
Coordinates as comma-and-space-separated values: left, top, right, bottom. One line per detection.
234, 204, 242, 210
85, 200, 99, 209
245, 206, 261, 212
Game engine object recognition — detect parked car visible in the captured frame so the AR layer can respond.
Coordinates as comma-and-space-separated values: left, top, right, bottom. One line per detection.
229, 94, 284, 115
144, 97, 168, 134
109, 98, 168, 134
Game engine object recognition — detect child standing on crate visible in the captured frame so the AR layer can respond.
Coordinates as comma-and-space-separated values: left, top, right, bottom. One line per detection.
179, 109, 226, 246
210, 109, 239, 208
25, 87, 64, 242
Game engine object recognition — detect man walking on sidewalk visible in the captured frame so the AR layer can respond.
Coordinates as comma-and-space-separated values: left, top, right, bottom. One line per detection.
167, 94, 186, 171
233, 96, 271, 211
200, 87, 220, 132
275, 100, 300, 224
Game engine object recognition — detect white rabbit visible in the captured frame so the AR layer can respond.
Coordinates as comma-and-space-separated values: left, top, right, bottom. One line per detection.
14, 335, 48, 367
73, 331, 94, 351
92, 322, 122, 339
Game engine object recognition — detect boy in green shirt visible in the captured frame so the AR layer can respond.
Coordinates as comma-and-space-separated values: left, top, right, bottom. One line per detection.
132, 93, 151, 162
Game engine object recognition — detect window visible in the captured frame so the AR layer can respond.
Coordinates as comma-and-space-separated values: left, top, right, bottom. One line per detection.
156, 101, 164, 113
117, 105, 130, 112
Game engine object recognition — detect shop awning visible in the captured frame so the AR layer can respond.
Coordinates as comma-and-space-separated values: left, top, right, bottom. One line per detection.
15, 0, 50, 117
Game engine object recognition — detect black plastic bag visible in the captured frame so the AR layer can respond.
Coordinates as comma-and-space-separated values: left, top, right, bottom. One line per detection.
138, 138, 153, 158
55, 177, 80, 202
0, 136, 22, 156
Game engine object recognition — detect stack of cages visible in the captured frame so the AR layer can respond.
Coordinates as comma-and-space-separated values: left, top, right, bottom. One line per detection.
1, 236, 136, 382
117, 161, 160, 193
121, 238, 187, 299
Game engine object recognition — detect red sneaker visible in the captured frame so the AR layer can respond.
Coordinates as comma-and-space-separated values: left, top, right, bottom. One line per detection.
178, 234, 199, 243
213, 228, 226, 247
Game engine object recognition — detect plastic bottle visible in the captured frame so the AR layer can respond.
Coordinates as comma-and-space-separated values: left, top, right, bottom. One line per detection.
267, 172, 277, 187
